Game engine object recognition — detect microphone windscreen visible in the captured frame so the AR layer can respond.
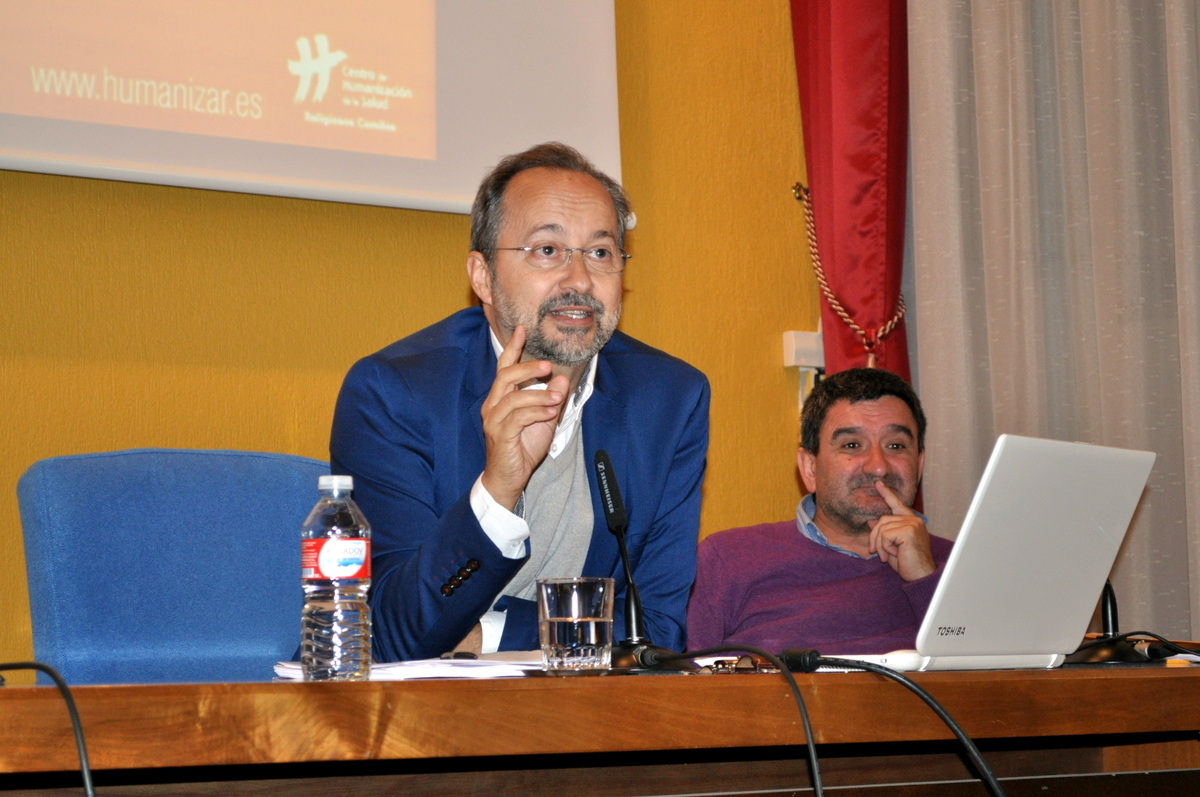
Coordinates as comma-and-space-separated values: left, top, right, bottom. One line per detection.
593, 450, 628, 531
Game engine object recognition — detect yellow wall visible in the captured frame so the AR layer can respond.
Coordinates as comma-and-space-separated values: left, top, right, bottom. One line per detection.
615, 1, 815, 532
0, 0, 816, 666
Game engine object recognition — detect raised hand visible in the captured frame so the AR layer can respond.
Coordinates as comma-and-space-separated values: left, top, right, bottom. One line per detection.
867, 480, 937, 582
479, 325, 569, 511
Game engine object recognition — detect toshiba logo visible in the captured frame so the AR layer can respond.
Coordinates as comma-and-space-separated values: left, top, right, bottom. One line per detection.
937, 626, 967, 636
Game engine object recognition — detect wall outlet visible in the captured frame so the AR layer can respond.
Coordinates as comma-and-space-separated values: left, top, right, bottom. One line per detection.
783, 331, 824, 368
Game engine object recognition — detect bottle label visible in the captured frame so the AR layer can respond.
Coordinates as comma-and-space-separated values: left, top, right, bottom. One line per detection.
301, 538, 371, 580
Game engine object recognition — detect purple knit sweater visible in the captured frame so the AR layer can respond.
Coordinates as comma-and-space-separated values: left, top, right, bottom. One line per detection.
687, 520, 954, 655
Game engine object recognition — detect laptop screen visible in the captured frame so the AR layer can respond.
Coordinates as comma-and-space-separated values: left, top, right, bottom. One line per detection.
916, 435, 1155, 658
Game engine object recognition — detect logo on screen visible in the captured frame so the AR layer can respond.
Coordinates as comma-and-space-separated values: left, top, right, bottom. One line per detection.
288, 35, 347, 103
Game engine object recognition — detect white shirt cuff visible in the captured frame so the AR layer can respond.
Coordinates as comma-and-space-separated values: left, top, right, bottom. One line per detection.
479, 609, 506, 654
469, 474, 529, 559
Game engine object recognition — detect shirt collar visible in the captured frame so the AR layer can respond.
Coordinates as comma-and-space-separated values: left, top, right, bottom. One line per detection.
796, 494, 871, 559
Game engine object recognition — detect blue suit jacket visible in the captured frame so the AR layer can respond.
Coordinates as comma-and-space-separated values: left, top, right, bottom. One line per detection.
330, 308, 710, 662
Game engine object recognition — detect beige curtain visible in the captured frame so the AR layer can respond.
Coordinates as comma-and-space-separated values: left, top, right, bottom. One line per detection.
908, 0, 1200, 637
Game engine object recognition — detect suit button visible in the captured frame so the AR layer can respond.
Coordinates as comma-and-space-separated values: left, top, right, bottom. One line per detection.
465, 559, 481, 572
449, 576, 463, 588
457, 567, 473, 580
440, 584, 454, 597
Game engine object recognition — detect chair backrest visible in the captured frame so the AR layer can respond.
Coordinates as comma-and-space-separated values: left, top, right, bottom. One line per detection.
18, 448, 328, 685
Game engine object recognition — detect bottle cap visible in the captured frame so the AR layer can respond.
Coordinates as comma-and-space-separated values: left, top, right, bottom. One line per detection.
318, 474, 354, 492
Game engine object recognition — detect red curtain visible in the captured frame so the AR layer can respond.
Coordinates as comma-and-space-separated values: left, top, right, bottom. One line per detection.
790, 0, 911, 379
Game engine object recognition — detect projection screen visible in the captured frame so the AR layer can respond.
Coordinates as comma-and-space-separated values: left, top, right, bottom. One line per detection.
0, 1, 622, 213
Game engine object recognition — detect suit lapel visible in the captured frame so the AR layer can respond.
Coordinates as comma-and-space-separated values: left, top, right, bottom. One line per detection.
582, 350, 628, 578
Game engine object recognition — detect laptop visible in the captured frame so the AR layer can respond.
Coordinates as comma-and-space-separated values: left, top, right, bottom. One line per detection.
823, 434, 1156, 672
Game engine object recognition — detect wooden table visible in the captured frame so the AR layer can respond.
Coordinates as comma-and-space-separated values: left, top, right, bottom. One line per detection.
2, 667, 1199, 795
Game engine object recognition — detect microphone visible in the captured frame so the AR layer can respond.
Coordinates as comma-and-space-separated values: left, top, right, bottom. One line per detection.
593, 450, 695, 671
594, 450, 645, 644
1100, 580, 1118, 638
594, 449, 628, 530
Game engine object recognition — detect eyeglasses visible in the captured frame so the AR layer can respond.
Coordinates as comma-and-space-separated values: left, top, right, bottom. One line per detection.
495, 244, 631, 273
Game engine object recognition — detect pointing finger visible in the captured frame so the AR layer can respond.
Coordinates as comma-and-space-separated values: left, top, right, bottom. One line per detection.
497, 325, 527, 369
874, 480, 915, 516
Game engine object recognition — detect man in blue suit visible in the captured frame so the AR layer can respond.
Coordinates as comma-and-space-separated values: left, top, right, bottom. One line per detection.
331, 143, 710, 662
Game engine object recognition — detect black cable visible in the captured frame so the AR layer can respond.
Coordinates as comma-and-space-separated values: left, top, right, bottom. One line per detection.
657, 647, 1008, 797
1073, 630, 1196, 658
811, 656, 1007, 797
648, 645, 824, 797
0, 662, 95, 797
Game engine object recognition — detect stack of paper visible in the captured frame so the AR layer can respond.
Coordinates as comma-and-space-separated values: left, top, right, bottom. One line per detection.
274, 658, 542, 681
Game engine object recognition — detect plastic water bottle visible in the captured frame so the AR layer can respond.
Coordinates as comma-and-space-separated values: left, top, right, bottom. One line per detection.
300, 474, 372, 680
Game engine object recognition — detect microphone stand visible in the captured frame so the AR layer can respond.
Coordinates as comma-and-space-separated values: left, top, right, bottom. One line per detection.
595, 451, 696, 672
608, 524, 695, 672
1063, 580, 1154, 665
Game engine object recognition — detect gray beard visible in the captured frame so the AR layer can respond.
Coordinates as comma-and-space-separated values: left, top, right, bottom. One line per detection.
496, 290, 620, 367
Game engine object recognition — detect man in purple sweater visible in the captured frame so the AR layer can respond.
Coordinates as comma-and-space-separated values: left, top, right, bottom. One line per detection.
687, 368, 953, 655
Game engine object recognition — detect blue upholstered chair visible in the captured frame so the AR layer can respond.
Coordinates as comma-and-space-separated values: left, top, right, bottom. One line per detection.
18, 449, 328, 684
